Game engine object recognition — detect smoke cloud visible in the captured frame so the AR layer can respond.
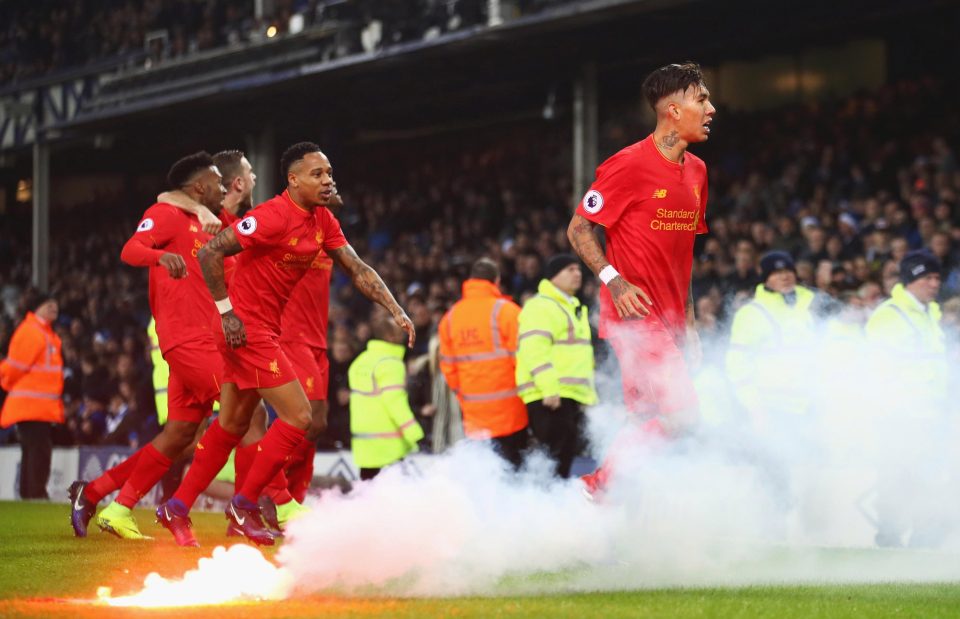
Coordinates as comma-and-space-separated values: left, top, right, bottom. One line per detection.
278, 318, 960, 597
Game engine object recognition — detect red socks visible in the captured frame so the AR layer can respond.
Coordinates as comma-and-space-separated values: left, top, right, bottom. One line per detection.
234, 442, 259, 494
84, 449, 143, 504
237, 439, 295, 505
116, 444, 172, 508
238, 419, 306, 502
263, 468, 294, 505
285, 438, 316, 503
173, 419, 243, 510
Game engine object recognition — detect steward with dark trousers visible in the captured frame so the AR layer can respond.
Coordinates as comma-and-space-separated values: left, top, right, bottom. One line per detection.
516, 255, 597, 478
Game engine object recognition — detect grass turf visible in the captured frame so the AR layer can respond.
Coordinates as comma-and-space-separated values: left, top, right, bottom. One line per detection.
1, 501, 959, 618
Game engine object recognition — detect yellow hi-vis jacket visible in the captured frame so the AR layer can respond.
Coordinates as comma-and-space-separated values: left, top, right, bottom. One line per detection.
726, 284, 816, 417
148, 317, 170, 425
349, 339, 424, 469
516, 279, 597, 406
865, 283, 947, 416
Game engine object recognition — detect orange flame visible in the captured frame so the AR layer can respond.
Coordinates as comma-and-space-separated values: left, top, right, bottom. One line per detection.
97, 544, 292, 607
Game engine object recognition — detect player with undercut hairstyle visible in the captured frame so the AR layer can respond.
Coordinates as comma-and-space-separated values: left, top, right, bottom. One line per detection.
567, 62, 716, 500
156, 141, 414, 547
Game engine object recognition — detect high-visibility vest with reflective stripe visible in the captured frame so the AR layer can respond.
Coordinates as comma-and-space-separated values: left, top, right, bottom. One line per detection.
516, 279, 597, 406
349, 339, 424, 469
148, 317, 170, 425
438, 279, 528, 439
726, 284, 816, 416
865, 283, 947, 416
0, 312, 64, 428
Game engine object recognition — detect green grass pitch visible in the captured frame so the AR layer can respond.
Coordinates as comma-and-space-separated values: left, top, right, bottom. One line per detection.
1, 501, 959, 618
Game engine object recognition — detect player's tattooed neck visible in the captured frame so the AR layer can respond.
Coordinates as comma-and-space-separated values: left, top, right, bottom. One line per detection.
659, 130, 680, 150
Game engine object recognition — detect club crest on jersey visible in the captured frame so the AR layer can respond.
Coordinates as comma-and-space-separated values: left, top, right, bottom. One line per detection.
582, 190, 604, 214
136, 218, 155, 232
237, 216, 258, 236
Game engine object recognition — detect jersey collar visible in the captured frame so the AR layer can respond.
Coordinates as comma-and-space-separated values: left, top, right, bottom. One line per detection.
282, 190, 311, 214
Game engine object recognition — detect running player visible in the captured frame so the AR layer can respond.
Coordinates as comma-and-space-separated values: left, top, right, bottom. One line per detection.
69, 152, 231, 538
156, 142, 413, 546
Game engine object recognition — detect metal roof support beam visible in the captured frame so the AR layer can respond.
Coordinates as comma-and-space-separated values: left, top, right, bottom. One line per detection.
572, 61, 597, 208
247, 123, 276, 205
31, 138, 50, 292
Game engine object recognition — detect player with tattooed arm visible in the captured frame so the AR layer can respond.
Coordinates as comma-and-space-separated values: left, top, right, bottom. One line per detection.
156, 142, 414, 546
567, 62, 715, 499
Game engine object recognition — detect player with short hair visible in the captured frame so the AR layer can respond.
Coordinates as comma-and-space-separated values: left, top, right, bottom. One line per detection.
567, 62, 715, 498
156, 142, 414, 546
69, 151, 231, 538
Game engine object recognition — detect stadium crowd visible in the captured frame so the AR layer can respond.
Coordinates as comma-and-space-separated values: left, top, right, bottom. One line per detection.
1, 76, 959, 452
0, 0, 572, 84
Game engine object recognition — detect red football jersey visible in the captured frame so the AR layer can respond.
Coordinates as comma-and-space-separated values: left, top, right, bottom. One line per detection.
280, 249, 333, 349
125, 204, 234, 354
576, 135, 709, 338
230, 191, 347, 338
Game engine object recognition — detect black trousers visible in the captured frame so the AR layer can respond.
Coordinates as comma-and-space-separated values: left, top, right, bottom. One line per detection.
18, 421, 52, 499
526, 398, 584, 479
491, 427, 529, 471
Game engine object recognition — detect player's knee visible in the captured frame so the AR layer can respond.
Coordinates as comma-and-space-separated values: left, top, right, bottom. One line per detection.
306, 405, 328, 440
219, 416, 250, 437
164, 421, 199, 451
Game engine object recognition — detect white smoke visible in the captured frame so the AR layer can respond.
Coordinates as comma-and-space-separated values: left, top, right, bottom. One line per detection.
277, 316, 960, 597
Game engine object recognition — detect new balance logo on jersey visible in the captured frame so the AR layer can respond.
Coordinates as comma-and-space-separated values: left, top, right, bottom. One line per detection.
288, 237, 299, 246
652, 189, 668, 199
189, 225, 198, 233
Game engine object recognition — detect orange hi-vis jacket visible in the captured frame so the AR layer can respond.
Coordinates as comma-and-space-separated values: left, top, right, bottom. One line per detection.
438, 279, 528, 439
0, 312, 64, 428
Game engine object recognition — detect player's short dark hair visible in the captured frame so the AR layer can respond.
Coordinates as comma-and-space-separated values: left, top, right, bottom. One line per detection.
166, 151, 215, 189
280, 142, 321, 181
213, 149, 245, 186
470, 258, 500, 282
641, 61, 704, 110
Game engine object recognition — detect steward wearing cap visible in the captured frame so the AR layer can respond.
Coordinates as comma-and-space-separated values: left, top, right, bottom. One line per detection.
0, 295, 64, 499
516, 254, 597, 478
865, 249, 947, 416
726, 251, 817, 426
439, 258, 528, 469
865, 249, 949, 548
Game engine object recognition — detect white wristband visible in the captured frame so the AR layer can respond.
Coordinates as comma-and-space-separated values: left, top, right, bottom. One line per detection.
599, 265, 620, 286
215, 298, 233, 315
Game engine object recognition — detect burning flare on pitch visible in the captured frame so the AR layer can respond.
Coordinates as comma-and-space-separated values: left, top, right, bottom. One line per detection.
97, 544, 292, 607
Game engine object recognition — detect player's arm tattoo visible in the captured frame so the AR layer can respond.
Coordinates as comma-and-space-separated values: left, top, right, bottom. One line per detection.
198, 227, 243, 300
329, 244, 402, 312
567, 214, 610, 276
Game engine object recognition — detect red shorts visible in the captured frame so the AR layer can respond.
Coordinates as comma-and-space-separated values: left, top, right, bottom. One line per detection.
218, 329, 298, 391
606, 322, 698, 417
281, 340, 329, 401
165, 343, 223, 423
